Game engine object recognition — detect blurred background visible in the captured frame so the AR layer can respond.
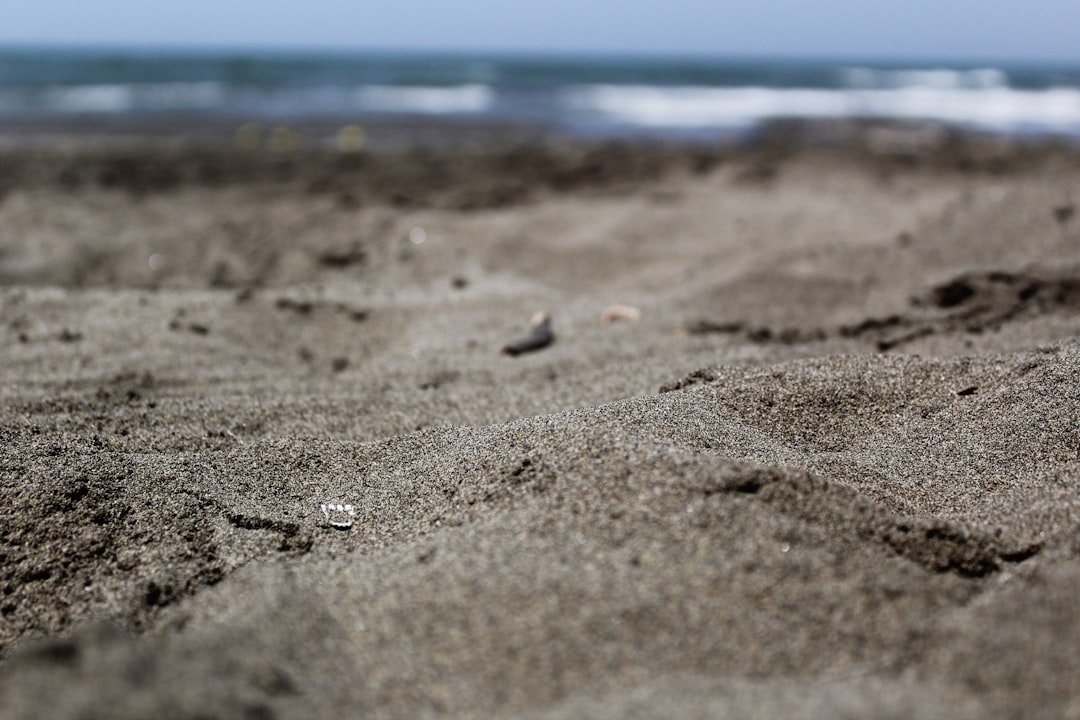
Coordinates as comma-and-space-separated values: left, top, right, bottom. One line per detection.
2, 0, 1080, 147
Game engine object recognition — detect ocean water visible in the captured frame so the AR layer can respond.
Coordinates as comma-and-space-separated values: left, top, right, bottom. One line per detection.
2, 47, 1080, 139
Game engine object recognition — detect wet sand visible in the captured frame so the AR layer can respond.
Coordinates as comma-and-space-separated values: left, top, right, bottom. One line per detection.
2, 131, 1080, 719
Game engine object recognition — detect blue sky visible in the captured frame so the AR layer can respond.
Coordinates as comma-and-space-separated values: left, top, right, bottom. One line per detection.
3, 0, 1080, 62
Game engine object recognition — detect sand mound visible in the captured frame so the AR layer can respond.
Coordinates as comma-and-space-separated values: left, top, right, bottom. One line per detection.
2, 143, 1079, 718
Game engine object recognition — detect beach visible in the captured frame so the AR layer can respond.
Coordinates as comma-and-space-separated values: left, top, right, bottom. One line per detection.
2, 129, 1080, 718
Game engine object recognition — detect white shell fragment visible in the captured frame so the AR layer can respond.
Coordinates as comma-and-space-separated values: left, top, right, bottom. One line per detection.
320, 502, 356, 529
601, 304, 641, 324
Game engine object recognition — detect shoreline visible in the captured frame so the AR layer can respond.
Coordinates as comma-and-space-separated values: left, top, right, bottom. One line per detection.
3, 118, 1078, 213
4, 112, 1079, 150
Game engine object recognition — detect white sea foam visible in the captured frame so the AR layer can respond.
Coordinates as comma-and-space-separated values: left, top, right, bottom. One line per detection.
41, 84, 134, 113
566, 85, 848, 127
565, 84, 1080, 132
858, 87, 1080, 128
38, 82, 225, 113
840, 67, 1009, 90
354, 84, 494, 114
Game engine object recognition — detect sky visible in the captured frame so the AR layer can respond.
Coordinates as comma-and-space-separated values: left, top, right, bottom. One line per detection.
3, 0, 1080, 63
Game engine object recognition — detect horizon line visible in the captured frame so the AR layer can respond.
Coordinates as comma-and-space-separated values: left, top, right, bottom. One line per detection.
2, 40, 1080, 68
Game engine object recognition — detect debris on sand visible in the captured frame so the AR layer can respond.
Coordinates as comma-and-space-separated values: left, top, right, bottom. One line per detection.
502, 311, 555, 357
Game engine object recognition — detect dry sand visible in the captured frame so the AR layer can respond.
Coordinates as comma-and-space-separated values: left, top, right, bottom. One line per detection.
1, 134, 1079, 718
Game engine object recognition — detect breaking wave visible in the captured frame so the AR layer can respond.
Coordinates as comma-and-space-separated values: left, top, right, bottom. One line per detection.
564, 84, 1080, 133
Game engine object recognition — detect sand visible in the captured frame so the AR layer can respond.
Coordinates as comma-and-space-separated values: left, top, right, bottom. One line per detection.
1, 131, 1079, 719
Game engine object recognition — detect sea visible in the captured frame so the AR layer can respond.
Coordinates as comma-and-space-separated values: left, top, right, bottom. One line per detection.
2, 46, 1080, 142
